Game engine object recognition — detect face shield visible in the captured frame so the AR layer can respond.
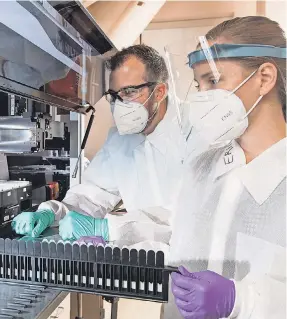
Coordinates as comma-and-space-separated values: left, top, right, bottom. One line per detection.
165, 36, 287, 137
165, 36, 224, 138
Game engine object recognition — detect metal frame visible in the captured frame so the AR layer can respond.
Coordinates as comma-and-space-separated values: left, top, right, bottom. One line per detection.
0, 77, 87, 114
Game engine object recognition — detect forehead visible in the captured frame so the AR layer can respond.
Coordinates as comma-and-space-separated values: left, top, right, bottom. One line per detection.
109, 56, 146, 91
193, 60, 245, 81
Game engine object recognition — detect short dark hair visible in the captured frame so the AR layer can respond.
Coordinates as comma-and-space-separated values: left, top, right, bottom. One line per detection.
106, 44, 169, 83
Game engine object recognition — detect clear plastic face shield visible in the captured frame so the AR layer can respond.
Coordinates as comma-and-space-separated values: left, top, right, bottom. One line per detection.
164, 36, 224, 136
165, 36, 287, 139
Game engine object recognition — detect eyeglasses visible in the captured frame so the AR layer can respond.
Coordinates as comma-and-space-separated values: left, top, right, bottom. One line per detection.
104, 82, 157, 103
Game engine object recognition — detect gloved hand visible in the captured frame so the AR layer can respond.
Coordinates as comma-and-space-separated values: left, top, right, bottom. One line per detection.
75, 236, 106, 246
171, 267, 235, 319
11, 210, 55, 238
59, 211, 109, 241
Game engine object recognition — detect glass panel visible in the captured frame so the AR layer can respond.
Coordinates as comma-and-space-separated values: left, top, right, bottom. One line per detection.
0, 1, 111, 113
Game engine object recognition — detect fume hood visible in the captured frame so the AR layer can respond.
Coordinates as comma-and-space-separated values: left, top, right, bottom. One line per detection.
0, 0, 115, 113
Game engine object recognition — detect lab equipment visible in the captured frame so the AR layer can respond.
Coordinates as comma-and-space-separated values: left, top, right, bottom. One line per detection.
59, 210, 109, 241
0, 238, 172, 303
11, 209, 55, 238
0, 116, 66, 153
0, 1, 113, 113
171, 267, 235, 319
0, 282, 60, 319
72, 106, 95, 178
0, 180, 32, 238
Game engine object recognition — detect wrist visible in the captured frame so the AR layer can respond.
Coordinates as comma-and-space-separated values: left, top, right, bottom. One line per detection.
39, 209, 55, 226
229, 279, 256, 318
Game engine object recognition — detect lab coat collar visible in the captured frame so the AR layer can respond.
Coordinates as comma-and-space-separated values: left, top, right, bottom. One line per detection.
145, 96, 181, 154
235, 137, 287, 205
213, 140, 246, 181
215, 138, 287, 205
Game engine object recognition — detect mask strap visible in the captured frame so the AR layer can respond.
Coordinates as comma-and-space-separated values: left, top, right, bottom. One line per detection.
146, 84, 167, 122
229, 69, 258, 96
142, 85, 158, 106
243, 95, 263, 119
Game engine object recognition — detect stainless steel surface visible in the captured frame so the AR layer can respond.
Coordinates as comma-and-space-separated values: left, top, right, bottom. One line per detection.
0, 283, 61, 319
0, 117, 37, 153
0, 154, 9, 181
0, 115, 67, 153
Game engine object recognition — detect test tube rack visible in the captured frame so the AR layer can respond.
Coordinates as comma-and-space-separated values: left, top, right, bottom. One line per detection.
0, 239, 170, 302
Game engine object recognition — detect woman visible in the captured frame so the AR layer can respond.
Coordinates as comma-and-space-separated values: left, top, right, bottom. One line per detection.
167, 16, 286, 319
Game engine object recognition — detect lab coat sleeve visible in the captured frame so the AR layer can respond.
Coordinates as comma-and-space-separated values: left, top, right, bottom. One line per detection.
230, 274, 286, 319
105, 207, 172, 251
38, 130, 121, 224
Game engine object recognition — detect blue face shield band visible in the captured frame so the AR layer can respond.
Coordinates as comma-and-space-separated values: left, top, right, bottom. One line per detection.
188, 43, 287, 68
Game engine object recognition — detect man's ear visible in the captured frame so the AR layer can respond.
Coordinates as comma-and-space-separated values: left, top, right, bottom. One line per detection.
155, 83, 168, 103
258, 63, 278, 96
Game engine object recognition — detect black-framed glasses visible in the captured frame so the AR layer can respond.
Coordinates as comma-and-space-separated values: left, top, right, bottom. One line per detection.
104, 82, 157, 103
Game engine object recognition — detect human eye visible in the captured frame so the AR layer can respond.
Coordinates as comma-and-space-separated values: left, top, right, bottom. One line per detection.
209, 78, 219, 86
122, 87, 138, 97
194, 80, 200, 91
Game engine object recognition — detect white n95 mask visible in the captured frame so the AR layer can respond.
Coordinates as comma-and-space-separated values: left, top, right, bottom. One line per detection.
112, 88, 159, 135
185, 69, 263, 160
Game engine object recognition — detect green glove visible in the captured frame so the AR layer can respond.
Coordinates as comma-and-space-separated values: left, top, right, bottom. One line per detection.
59, 211, 109, 241
11, 210, 55, 238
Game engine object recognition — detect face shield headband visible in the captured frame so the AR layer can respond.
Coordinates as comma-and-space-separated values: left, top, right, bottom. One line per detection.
188, 43, 287, 68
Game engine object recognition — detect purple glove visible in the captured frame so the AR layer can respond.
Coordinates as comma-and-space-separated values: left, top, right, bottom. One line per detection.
171, 267, 235, 319
75, 236, 106, 246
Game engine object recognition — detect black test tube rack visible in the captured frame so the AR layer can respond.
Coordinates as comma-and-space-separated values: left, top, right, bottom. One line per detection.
0, 239, 170, 302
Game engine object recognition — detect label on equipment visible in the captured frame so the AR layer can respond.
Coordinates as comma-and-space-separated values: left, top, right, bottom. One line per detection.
10, 95, 15, 115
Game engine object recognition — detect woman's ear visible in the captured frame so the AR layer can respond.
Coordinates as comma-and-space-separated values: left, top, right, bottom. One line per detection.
258, 63, 278, 96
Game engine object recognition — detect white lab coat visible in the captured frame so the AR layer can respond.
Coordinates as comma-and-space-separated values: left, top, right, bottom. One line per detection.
39, 98, 184, 252
164, 138, 286, 319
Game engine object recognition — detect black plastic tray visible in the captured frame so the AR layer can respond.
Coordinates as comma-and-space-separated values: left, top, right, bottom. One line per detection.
0, 239, 170, 302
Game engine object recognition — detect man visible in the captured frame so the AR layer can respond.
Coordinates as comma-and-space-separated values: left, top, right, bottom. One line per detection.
12, 45, 184, 250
